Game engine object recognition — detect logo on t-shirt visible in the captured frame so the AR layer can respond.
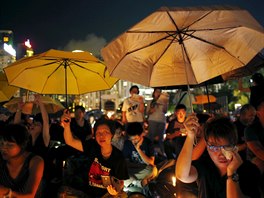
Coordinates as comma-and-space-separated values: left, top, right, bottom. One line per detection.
89, 157, 111, 188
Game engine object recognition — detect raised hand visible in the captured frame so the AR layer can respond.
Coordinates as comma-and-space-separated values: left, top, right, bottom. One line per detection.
61, 109, 71, 127
183, 113, 200, 136
227, 147, 242, 176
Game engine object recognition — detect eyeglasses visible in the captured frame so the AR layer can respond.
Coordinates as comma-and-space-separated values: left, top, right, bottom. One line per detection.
206, 143, 236, 152
95, 131, 112, 137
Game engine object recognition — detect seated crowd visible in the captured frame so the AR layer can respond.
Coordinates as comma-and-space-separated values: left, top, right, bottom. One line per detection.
0, 81, 264, 197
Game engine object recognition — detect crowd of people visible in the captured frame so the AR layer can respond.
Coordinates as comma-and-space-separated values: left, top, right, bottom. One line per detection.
0, 73, 264, 197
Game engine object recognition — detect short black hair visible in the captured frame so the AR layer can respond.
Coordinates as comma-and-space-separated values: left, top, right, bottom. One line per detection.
240, 104, 255, 115
251, 72, 264, 85
126, 122, 143, 136
129, 85, 139, 94
75, 105, 85, 113
204, 117, 237, 145
0, 124, 29, 151
196, 113, 211, 124
175, 104, 186, 111
94, 118, 116, 136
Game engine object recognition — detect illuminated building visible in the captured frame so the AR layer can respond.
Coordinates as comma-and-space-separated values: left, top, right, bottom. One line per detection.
0, 30, 16, 71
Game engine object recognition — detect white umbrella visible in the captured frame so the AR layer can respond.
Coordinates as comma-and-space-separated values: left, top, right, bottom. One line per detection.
102, 6, 264, 87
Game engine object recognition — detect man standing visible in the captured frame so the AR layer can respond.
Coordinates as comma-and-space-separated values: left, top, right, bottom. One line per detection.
122, 85, 145, 125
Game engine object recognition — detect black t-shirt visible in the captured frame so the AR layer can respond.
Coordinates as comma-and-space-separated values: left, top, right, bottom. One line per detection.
81, 139, 129, 197
193, 155, 261, 198
244, 120, 264, 160
70, 118, 92, 142
250, 84, 264, 108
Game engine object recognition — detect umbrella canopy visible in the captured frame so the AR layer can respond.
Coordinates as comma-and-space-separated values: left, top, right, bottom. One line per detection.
193, 94, 217, 104
4, 95, 65, 115
3, 49, 118, 106
101, 6, 264, 87
0, 72, 19, 102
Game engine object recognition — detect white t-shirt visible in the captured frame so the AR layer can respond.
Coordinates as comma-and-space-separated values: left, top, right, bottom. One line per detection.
122, 97, 144, 122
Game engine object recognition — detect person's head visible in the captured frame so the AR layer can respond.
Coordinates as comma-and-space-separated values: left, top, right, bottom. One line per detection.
126, 122, 144, 145
129, 85, 140, 95
256, 99, 264, 126
27, 113, 43, 135
175, 104, 187, 123
94, 118, 115, 147
0, 124, 29, 160
251, 72, 264, 86
152, 88, 162, 99
74, 105, 85, 120
204, 117, 238, 169
239, 104, 256, 126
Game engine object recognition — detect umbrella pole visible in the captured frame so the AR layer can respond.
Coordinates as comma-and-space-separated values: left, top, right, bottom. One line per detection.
180, 41, 193, 113
205, 84, 212, 113
64, 61, 68, 109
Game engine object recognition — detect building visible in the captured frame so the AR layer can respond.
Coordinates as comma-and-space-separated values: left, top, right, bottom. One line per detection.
0, 30, 16, 71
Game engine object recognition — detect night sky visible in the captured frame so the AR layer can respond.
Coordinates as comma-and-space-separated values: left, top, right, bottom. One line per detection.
1, 0, 264, 56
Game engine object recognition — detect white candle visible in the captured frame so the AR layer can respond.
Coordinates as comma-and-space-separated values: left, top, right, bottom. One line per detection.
172, 176, 176, 187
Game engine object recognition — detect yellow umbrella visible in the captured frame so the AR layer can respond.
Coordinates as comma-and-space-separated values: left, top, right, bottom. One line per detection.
192, 94, 217, 104
4, 95, 65, 115
3, 49, 118, 107
0, 72, 18, 102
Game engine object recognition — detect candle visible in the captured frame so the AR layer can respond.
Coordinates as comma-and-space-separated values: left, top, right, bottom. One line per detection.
172, 176, 176, 187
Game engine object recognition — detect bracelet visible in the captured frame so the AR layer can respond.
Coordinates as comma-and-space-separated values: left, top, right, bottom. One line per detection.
3, 188, 12, 198
16, 109, 21, 112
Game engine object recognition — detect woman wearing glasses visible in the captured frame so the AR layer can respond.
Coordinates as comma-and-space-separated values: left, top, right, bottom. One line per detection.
176, 116, 261, 198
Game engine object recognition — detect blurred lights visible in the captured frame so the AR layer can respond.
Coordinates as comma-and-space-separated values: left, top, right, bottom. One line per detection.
72, 50, 84, 53
24, 39, 32, 48
172, 176, 176, 186
3, 43, 16, 56
235, 103, 241, 110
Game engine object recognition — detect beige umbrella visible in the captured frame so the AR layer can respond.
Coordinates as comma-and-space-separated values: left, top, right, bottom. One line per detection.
101, 6, 264, 111
4, 95, 65, 115
0, 72, 18, 102
101, 6, 264, 87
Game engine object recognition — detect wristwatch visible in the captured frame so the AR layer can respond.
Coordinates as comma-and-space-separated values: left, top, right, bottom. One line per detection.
227, 172, 239, 182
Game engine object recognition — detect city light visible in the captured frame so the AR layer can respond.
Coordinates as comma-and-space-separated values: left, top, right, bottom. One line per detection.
24, 39, 32, 48
3, 43, 16, 56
